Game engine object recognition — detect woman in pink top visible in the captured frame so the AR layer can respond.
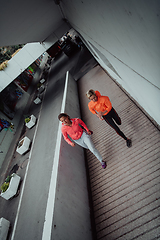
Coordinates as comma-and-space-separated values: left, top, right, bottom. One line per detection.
58, 113, 106, 169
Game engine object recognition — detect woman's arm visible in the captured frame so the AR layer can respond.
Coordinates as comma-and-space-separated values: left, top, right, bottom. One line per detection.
103, 96, 112, 112
61, 129, 74, 146
77, 118, 90, 133
88, 103, 96, 114
96, 110, 107, 120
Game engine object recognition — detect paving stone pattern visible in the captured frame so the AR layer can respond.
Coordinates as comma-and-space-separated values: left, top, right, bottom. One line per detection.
78, 65, 160, 240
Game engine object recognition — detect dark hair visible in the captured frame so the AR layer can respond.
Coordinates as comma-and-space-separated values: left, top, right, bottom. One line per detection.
58, 113, 70, 120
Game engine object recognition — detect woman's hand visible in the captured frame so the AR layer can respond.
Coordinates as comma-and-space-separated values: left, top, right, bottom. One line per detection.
97, 110, 108, 120
87, 130, 93, 135
71, 142, 76, 147
96, 112, 103, 120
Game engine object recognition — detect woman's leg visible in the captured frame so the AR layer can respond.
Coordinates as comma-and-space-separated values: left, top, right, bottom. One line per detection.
103, 109, 127, 140
74, 132, 103, 163
110, 108, 121, 125
103, 108, 132, 147
82, 133, 103, 163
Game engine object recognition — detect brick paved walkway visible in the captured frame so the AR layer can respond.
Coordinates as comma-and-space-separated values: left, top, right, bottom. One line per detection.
78, 65, 160, 240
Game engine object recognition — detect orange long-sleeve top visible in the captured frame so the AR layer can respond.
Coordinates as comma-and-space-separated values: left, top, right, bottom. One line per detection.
61, 118, 89, 145
88, 91, 112, 116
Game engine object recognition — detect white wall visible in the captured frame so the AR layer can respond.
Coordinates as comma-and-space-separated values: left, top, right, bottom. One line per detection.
1, 0, 159, 124
0, 0, 63, 46
62, 0, 160, 125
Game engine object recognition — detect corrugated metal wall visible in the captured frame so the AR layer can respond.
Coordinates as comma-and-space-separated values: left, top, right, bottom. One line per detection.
78, 65, 160, 240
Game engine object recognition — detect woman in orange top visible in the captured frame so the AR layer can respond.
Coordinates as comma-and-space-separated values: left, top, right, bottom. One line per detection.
86, 89, 132, 147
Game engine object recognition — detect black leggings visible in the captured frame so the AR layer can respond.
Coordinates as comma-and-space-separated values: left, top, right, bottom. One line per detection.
103, 108, 127, 140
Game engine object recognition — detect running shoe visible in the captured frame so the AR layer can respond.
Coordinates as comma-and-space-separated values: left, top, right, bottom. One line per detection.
126, 139, 132, 148
101, 161, 107, 169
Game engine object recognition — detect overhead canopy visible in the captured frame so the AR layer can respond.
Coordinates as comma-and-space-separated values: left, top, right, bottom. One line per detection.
0, 0, 66, 47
